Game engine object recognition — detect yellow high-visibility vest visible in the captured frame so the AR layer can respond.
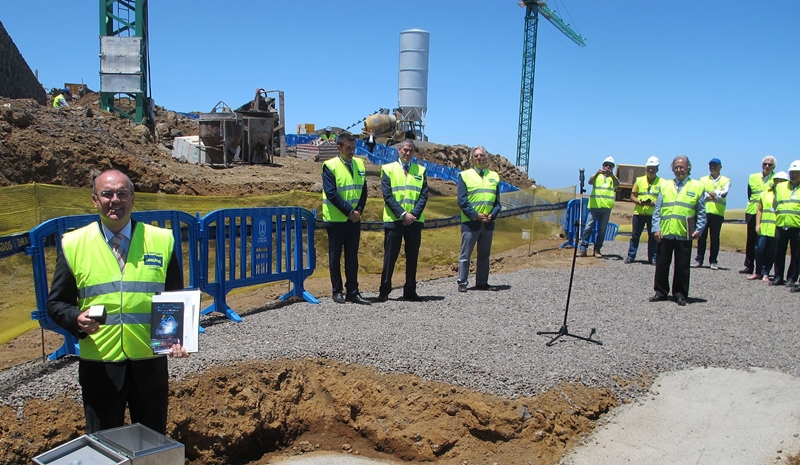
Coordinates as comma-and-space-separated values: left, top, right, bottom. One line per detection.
382, 162, 426, 222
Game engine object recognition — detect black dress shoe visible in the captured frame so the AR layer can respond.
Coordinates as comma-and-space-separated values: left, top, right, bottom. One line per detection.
790, 285, 800, 293
769, 278, 786, 286
403, 293, 424, 301
474, 284, 499, 291
376, 293, 389, 302
648, 293, 668, 302
346, 293, 371, 305
332, 292, 345, 304
675, 296, 687, 306
739, 268, 753, 274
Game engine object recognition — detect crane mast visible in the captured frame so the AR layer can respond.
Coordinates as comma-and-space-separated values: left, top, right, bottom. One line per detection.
516, 1, 585, 173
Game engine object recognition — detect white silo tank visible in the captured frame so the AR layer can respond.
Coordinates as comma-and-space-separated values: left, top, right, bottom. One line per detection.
398, 29, 430, 140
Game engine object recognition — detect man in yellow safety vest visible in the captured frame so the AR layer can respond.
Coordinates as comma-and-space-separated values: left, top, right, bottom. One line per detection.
741, 156, 776, 274
692, 158, 731, 270
749, 171, 788, 281
771, 160, 800, 290
649, 156, 707, 307
579, 156, 619, 258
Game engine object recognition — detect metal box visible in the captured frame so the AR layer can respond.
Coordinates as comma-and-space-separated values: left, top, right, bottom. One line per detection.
32, 423, 184, 465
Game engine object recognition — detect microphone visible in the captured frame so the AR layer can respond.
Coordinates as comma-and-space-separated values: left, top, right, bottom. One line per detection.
579, 167, 585, 183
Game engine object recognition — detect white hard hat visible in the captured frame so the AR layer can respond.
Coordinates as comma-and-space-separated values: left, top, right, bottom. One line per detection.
645, 156, 660, 167
774, 171, 790, 181
790, 160, 800, 172
603, 156, 615, 165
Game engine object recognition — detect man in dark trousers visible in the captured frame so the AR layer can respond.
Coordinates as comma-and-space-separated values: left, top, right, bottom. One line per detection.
321, 133, 370, 305
742, 156, 776, 274
649, 156, 707, 306
47, 169, 188, 434
377, 139, 428, 302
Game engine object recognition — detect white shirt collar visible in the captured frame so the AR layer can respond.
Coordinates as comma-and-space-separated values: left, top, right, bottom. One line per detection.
101, 221, 132, 242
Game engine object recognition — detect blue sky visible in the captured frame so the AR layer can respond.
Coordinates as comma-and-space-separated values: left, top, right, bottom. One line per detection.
3, 0, 799, 208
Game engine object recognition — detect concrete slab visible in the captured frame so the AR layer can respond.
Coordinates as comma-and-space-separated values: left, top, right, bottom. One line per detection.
560, 367, 800, 465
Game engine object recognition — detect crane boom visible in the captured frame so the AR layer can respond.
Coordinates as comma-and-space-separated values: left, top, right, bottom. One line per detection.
515, 1, 584, 172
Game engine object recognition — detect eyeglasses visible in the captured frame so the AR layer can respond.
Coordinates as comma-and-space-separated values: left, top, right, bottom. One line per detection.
603, 163, 614, 168
97, 190, 132, 200
763, 163, 774, 167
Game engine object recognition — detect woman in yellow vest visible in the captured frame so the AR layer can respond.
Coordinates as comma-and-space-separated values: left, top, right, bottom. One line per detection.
749, 171, 788, 281
579, 156, 619, 258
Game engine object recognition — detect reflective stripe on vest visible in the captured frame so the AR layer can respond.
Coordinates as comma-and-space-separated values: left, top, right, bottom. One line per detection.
633, 176, 661, 216
322, 157, 366, 222
459, 168, 500, 222
760, 190, 777, 237
382, 161, 426, 222
62, 222, 174, 362
776, 182, 800, 228
588, 174, 615, 210
747, 172, 773, 215
660, 179, 704, 237
702, 174, 730, 216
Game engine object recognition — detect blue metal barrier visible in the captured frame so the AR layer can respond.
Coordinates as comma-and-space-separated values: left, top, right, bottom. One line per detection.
26, 211, 199, 360
200, 207, 318, 323
560, 198, 619, 248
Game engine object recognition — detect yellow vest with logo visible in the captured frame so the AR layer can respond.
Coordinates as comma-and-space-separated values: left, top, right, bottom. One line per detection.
322, 157, 366, 223
759, 190, 777, 237
53, 94, 66, 108
633, 175, 661, 216
747, 172, 774, 215
659, 179, 705, 237
62, 222, 174, 362
775, 182, 800, 228
701, 174, 730, 217
588, 174, 615, 210
459, 168, 500, 222
382, 161, 426, 222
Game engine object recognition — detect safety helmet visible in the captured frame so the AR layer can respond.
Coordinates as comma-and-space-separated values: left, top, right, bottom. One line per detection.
325, 126, 332, 131
603, 156, 615, 166
790, 160, 800, 172
645, 156, 660, 167
774, 171, 790, 181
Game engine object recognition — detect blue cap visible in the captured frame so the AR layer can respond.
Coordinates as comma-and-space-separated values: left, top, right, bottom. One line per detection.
709, 158, 722, 165
62, 88, 71, 94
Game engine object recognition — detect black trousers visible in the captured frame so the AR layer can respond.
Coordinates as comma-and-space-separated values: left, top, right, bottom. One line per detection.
695, 213, 724, 264
80, 359, 169, 434
654, 238, 692, 298
773, 227, 800, 282
326, 221, 361, 296
743, 213, 758, 271
379, 222, 423, 295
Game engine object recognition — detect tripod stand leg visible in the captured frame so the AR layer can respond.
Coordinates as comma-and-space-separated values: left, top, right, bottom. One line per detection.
536, 326, 603, 347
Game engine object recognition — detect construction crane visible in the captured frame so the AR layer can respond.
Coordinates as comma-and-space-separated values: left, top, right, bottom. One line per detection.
516, 1, 585, 172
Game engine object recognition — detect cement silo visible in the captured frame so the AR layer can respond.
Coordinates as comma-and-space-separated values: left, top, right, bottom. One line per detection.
398, 29, 430, 141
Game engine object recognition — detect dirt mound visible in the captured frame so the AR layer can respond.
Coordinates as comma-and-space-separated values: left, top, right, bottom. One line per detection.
0, 95, 532, 197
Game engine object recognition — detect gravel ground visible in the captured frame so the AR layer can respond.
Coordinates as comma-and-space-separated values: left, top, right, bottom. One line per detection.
2, 240, 800, 408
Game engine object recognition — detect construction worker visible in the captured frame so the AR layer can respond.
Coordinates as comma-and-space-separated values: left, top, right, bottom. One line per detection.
649, 156, 706, 307
53, 88, 70, 108
693, 158, 730, 270
47, 169, 188, 434
749, 171, 789, 281
320, 126, 337, 142
321, 133, 370, 305
741, 156, 777, 274
377, 139, 428, 302
771, 160, 800, 290
456, 146, 502, 293
579, 156, 619, 258
625, 156, 662, 264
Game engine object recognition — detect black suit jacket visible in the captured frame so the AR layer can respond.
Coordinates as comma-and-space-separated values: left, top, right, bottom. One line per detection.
47, 220, 183, 392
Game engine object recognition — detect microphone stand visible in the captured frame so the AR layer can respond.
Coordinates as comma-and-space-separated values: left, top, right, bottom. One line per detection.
537, 167, 603, 347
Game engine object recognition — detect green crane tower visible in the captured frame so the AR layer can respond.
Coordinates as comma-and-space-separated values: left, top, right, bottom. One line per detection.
516, 1, 585, 173
99, 0, 151, 125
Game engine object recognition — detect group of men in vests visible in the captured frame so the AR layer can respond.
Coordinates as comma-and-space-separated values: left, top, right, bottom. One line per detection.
321, 133, 502, 305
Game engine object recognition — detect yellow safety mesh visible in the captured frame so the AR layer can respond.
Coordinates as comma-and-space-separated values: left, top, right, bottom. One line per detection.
0, 184, 575, 347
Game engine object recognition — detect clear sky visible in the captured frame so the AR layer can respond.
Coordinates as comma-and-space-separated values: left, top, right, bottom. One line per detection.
3, 1, 798, 208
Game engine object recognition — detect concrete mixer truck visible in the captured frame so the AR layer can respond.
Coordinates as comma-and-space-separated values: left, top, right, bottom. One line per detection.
361, 108, 415, 146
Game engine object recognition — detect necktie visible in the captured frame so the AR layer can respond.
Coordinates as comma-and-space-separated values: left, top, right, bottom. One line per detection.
403, 164, 409, 175
109, 233, 126, 271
